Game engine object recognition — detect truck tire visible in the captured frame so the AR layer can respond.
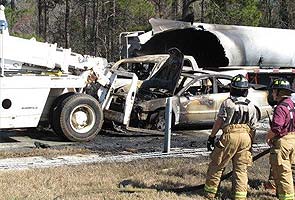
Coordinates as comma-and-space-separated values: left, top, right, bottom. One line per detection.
49, 92, 75, 138
59, 93, 103, 142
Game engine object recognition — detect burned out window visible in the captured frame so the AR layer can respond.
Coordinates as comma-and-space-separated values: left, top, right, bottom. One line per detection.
175, 75, 194, 94
183, 59, 193, 71
183, 77, 213, 96
215, 77, 231, 93
117, 62, 155, 80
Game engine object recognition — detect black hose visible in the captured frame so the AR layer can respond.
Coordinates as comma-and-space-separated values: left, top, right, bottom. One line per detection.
169, 148, 271, 193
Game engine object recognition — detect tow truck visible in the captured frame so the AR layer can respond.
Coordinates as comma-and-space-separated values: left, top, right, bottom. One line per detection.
0, 5, 138, 142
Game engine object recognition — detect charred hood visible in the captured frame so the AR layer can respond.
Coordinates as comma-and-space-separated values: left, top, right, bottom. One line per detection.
137, 48, 184, 100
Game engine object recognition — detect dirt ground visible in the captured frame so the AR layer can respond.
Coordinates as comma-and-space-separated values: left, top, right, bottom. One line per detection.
0, 127, 211, 155
0, 120, 268, 157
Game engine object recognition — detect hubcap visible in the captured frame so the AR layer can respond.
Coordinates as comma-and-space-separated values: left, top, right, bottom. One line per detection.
70, 104, 95, 133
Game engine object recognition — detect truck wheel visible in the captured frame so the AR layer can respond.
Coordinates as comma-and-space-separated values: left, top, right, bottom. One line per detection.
49, 92, 75, 138
59, 93, 103, 142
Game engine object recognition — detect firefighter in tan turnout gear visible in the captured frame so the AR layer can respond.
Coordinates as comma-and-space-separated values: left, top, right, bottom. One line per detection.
204, 74, 258, 199
266, 78, 295, 200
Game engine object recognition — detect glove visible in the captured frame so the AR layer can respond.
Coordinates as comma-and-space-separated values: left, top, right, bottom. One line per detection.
207, 136, 216, 151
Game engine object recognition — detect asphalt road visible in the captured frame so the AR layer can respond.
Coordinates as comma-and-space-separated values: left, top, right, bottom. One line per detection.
0, 128, 211, 153
0, 120, 268, 154
0, 125, 269, 171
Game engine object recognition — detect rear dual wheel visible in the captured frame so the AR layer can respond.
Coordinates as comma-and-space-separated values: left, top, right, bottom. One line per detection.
49, 92, 74, 138
50, 93, 103, 142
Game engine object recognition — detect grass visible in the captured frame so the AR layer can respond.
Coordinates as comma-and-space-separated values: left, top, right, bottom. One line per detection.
0, 155, 277, 200
0, 147, 91, 159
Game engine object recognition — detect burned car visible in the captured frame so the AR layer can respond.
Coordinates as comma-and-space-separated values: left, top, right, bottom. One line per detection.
104, 48, 272, 132
131, 72, 272, 131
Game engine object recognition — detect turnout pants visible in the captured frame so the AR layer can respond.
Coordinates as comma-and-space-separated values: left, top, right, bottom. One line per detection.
270, 133, 295, 200
204, 124, 252, 200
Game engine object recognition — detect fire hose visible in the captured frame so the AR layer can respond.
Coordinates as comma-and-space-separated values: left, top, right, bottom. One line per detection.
170, 110, 273, 193
169, 147, 271, 193
117, 112, 273, 193
117, 148, 271, 193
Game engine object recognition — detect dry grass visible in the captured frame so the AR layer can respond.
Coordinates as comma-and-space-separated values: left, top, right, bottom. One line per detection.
0, 147, 91, 159
0, 155, 277, 200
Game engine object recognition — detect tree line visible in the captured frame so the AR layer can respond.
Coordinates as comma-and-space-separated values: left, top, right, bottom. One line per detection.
1, 0, 294, 62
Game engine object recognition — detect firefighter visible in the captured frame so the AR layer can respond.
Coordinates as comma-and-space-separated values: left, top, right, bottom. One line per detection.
204, 74, 258, 199
266, 78, 295, 200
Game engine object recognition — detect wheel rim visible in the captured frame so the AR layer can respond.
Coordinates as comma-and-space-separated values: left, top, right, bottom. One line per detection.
70, 104, 95, 133
156, 113, 165, 131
